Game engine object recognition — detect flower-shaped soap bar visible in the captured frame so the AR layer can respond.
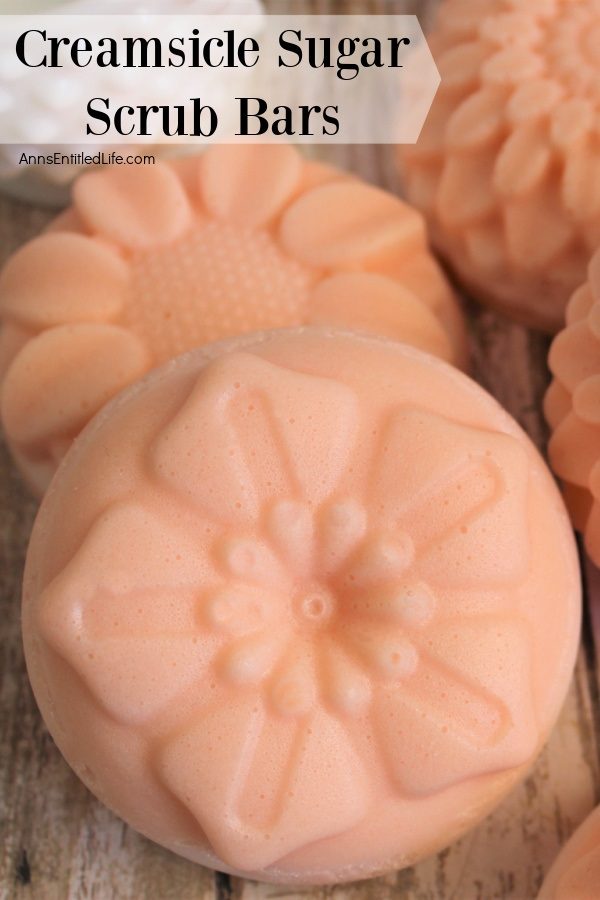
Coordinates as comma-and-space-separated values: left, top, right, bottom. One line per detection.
399, 0, 600, 332
539, 805, 600, 899
23, 328, 580, 884
0, 144, 466, 495
545, 249, 600, 566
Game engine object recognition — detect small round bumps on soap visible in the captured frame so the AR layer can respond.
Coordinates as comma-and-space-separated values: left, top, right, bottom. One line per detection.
545, 249, 600, 566
538, 805, 600, 899
399, 0, 600, 332
0, 144, 467, 495
23, 328, 580, 884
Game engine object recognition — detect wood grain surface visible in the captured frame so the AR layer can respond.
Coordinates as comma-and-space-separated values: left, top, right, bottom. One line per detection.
2, 1, 600, 898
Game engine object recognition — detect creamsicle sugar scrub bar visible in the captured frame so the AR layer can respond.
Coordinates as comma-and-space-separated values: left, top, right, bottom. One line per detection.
0, 144, 467, 495
22, 329, 580, 884
2, 0, 600, 896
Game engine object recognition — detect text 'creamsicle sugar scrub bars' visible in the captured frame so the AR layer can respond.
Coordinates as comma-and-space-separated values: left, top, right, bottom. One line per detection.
0, 0, 265, 205
22, 329, 580, 885
399, 0, 600, 333
538, 804, 600, 898
545, 248, 600, 567
0, 144, 467, 496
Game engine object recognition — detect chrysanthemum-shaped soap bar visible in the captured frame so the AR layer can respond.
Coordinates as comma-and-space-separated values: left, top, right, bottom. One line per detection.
23, 328, 580, 884
0, 144, 466, 495
538, 805, 600, 899
399, 0, 600, 332
545, 249, 600, 566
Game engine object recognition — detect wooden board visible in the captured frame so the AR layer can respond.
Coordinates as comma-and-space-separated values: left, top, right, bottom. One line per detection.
1, 2, 600, 898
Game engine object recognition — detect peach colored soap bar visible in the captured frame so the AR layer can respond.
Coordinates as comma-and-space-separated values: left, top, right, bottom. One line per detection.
399, 0, 600, 332
545, 248, 600, 567
538, 805, 600, 899
0, 144, 466, 495
23, 328, 580, 884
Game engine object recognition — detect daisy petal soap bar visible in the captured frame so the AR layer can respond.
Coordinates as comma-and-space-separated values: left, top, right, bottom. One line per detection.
0, 144, 466, 495
23, 329, 580, 884
539, 806, 600, 899
545, 248, 600, 566
399, 0, 600, 332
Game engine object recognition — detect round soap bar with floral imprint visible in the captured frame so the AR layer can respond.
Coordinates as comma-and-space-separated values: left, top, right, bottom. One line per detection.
23, 328, 580, 884
0, 144, 467, 496
545, 247, 600, 566
399, 0, 600, 332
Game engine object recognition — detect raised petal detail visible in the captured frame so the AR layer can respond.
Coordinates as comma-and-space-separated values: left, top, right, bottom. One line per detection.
544, 379, 572, 430
573, 376, 600, 425
348, 581, 436, 627
73, 162, 192, 249
549, 413, 600, 487
158, 701, 370, 871
218, 630, 284, 686
279, 182, 425, 268
307, 273, 452, 362
444, 87, 507, 151
370, 408, 530, 587
548, 321, 600, 392
342, 534, 415, 589
1, 324, 150, 449
219, 537, 289, 591
493, 123, 552, 198
345, 626, 419, 680
203, 585, 271, 635
566, 284, 595, 325
0, 233, 128, 329
506, 78, 564, 124
589, 255, 600, 300
317, 497, 367, 576
38, 502, 216, 724
151, 353, 359, 523
267, 499, 314, 577
268, 650, 316, 718
481, 47, 544, 85
479, 12, 542, 47
199, 144, 302, 228
550, 98, 594, 150
321, 642, 371, 716
436, 153, 497, 226
437, 41, 490, 91
372, 618, 536, 796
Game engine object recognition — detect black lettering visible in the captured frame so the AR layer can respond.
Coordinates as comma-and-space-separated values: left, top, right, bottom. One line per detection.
86, 97, 111, 136
237, 97, 268, 135
16, 29, 46, 67
278, 29, 302, 69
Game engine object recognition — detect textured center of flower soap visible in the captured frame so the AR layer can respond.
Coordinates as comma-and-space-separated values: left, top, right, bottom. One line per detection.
295, 587, 336, 628
126, 221, 313, 364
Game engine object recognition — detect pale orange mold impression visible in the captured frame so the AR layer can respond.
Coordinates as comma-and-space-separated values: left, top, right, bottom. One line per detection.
0, 145, 466, 495
399, 0, 600, 332
23, 329, 580, 884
